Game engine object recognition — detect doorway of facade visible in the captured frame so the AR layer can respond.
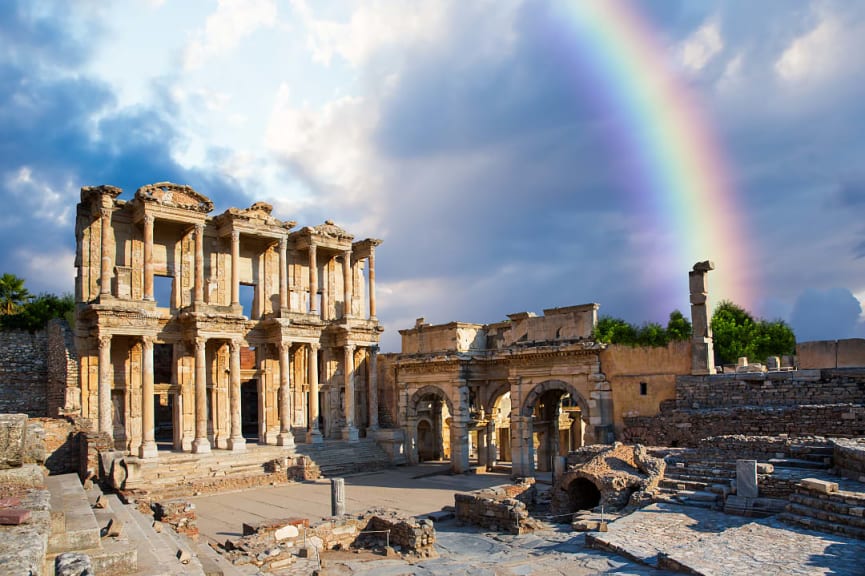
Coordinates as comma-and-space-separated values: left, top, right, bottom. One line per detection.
241, 379, 259, 441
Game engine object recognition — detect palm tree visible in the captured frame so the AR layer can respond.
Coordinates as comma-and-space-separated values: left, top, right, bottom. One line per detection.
0, 273, 32, 315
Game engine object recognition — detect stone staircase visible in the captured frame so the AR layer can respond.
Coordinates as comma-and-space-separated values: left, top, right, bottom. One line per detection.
657, 453, 738, 510
117, 439, 392, 502
294, 438, 392, 477
778, 477, 865, 540
45, 473, 236, 575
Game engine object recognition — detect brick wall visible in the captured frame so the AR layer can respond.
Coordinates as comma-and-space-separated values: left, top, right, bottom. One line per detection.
622, 369, 865, 446
0, 330, 48, 416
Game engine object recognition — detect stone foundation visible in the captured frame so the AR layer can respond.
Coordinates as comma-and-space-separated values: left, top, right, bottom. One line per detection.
833, 438, 865, 483
454, 480, 542, 534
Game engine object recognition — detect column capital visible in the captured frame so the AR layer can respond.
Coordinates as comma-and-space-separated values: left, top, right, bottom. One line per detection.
231, 229, 240, 241
141, 335, 154, 348
98, 334, 112, 350
194, 336, 207, 351
195, 222, 205, 234
279, 235, 288, 251
228, 338, 241, 352
143, 213, 155, 225
344, 343, 356, 353
280, 340, 293, 353
309, 341, 321, 351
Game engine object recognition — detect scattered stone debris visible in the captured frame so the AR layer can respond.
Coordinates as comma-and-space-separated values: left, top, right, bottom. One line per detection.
152, 499, 199, 542
454, 479, 547, 534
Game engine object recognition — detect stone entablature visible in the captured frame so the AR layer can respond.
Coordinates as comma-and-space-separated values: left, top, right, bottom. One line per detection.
73, 182, 383, 458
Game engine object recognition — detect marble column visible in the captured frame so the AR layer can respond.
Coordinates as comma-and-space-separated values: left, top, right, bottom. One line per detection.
227, 339, 245, 451
307, 343, 322, 443
368, 247, 377, 319
277, 341, 295, 448
279, 236, 288, 313
143, 214, 155, 301
192, 337, 211, 453
97, 335, 113, 438
367, 346, 379, 430
139, 336, 158, 458
342, 250, 352, 318
194, 224, 205, 304
487, 421, 498, 467
342, 344, 358, 442
308, 245, 318, 315
230, 230, 240, 307
99, 205, 113, 296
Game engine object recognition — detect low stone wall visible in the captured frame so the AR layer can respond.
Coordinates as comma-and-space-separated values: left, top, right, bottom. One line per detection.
454, 481, 540, 534
834, 438, 865, 482
798, 339, 865, 369
46, 320, 79, 418
0, 330, 48, 416
623, 404, 865, 447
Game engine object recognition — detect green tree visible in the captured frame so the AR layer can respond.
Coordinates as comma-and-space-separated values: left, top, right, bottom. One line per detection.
666, 310, 692, 341
1, 293, 75, 332
711, 300, 796, 365
0, 273, 32, 315
593, 316, 638, 345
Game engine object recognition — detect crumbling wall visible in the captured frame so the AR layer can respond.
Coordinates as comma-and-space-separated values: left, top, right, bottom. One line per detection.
46, 319, 79, 417
833, 438, 865, 482
454, 481, 541, 534
0, 330, 48, 416
623, 369, 865, 446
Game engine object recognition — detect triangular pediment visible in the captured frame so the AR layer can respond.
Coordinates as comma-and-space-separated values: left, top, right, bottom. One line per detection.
135, 182, 214, 213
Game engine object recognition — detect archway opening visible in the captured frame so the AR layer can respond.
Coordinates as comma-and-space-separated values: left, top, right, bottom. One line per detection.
241, 379, 259, 441
417, 420, 434, 461
568, 477, 601, 511
414, 394, 449, 461
531, 388, 582, 473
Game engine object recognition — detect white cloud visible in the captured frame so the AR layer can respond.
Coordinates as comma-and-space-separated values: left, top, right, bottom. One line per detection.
6, 167, 72, 227
14, 248, 76, 295
677, 19, 723, 73
184, 0, 277, 70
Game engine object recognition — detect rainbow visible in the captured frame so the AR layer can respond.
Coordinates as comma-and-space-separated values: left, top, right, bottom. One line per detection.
548, 0, 756, 312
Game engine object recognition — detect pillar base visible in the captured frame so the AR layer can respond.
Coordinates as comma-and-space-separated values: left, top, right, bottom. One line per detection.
228, 436, 247, 452
192, 437, 211, 454
277, 431, 295, 449
341, 426, 359, 443
308, 429, 324, 444
138, 441, 158, 459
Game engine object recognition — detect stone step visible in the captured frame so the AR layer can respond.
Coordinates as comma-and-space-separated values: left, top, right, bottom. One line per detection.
99, 492, 206, 575
778, 512, 865, 541
785, 499, 865, 530
46, 538, 138, 576
768, 458, 831, 470
45, 474, 101, 554
659, 479, 710, 493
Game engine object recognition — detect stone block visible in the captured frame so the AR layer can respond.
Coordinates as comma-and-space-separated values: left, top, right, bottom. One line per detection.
800, 478, 838, 494
736, 460, 758, 498
0, 414, 28, 469
0, 507, 31, 525
55, 552, 94, 576
274, 524, 299, 540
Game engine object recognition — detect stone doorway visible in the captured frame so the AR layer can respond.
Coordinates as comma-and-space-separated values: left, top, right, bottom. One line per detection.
417, 419, 436, 461
154, 391, 174, 446
241, 379, 259, 441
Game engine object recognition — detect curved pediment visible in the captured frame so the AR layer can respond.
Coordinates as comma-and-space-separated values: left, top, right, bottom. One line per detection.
313, 220, 354, 241
215, 202, 296, 230
135, 182, 214, 213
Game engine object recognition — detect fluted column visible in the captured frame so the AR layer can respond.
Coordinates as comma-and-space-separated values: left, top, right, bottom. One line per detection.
342, 344, 358, 442
277, 341, 295, 447
308, 343, 322, 443
192, 337, 211, 453
279, 237, 288, 312
98, 335, 113, 438
368, 247, 377, 319
230, 230, 240, 306
194, 224, 205, 304
99, 206, 113, 296
308, 245, 318, 315
227, 339, 245, 451
367, 345, 379, 430
143, 214, 155, 301
343, 250, 352, 318
139, 336, 158, 458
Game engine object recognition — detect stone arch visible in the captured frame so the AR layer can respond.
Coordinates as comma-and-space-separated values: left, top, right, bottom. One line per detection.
409, 385, 455, 418
520, 379, 589, 418
407, 385, 460, 469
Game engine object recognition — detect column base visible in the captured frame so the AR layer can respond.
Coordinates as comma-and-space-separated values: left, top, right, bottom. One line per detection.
277, 431, 295, 448
192, 437, 211, 454
180, 437, 193, 452
228, 436, 247, 451
341, 426, 359, 443
308, 429, 324, 444
138, 441, 158, 459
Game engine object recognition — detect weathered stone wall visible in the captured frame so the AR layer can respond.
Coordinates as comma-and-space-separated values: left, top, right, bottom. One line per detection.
622, 369, 865, 446
46, 319, 79, 418
454, 481, 540, 534
673, 369, 865, 410
833, 438, 865, 482
37, 417, 84, 475
602, 341, 690, 437
798, 339, 865, 369
0, 329, 48, 416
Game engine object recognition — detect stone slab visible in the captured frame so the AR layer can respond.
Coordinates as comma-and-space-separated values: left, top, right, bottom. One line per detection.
0, 414, 27, 469
736, 459, 758, 498
0, 508, 31, 525
801, 478, 838, 494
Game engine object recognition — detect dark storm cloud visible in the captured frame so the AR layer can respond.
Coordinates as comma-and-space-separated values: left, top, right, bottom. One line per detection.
0, 1, 246, 293
790, 288, 863, 342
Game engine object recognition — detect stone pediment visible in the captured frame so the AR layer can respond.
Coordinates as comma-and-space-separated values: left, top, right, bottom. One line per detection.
135, 182, 214, 213
312, 220, 354, 241
217, 202, 296, 230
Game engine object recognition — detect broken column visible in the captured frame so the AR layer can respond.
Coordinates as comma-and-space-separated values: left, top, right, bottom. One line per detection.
689, 261, 716, 375
331, 478, 345, 516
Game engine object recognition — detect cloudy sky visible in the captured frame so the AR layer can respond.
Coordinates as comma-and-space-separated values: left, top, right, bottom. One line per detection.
2, 0, 864, 351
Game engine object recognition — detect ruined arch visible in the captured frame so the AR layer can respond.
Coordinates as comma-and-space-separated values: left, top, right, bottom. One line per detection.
407, 385, 458, 468
520, 380, 590, 418
409, 385, 455, 418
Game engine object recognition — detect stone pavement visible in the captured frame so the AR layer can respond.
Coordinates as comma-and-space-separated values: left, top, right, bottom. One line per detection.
588, 502, 865, 576
191, 467, 865, 575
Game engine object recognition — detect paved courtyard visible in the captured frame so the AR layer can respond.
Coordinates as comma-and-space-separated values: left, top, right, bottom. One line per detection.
190, 465, 865, 575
